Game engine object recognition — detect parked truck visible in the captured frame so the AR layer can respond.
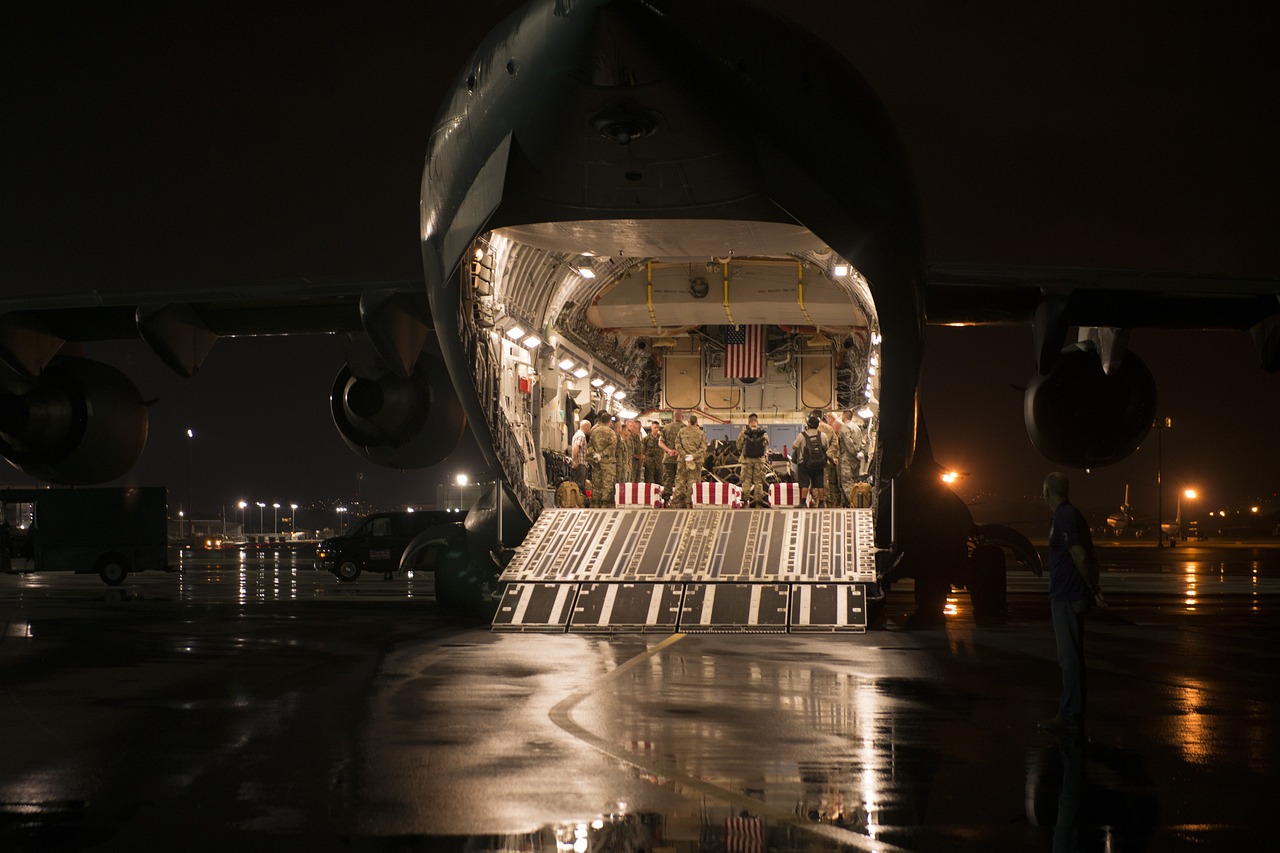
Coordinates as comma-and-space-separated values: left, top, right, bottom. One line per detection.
0, 487, 170, 585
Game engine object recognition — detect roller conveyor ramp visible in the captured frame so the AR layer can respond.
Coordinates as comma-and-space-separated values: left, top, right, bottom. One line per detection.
492, 508, 877, 634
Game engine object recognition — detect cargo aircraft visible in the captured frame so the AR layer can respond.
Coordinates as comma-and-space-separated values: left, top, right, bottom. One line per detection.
3, 0, 1278, 627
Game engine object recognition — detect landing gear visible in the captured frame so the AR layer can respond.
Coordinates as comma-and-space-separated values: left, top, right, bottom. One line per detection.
96, 553, 129, 586
968, 543, 1007, 622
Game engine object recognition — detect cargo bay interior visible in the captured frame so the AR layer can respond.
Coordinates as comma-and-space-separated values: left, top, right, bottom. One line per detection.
461, 221, 883, 521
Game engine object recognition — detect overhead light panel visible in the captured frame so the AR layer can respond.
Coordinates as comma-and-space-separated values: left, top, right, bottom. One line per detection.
613, 390, 626, 400
504, 325, 526, 341
577, 266, 596, 279
833, 264, 850, 277
572, 367, 589, 378
521, 335, 541, 349
590, 377, 605, 387
558, 357, 576, 371
857, 406, 874, 419
602, 384, 616, 395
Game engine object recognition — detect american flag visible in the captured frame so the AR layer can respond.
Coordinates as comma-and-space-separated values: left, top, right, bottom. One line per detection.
724, 324, 764, 379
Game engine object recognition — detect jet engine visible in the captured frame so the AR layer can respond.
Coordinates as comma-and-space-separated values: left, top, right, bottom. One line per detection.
1024, 343, 1156, 468
330, 352, 465, 468
0, 356, 148, 484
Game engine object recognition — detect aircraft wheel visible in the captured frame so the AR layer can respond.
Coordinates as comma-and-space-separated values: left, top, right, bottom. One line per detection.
909, 573, 949, 627
97, 553, 130, 586
336, 561, 361, 582
968, 543, 1007, 622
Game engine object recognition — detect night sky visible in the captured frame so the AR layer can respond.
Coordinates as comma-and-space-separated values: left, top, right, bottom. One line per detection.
4, 1, 1278, 526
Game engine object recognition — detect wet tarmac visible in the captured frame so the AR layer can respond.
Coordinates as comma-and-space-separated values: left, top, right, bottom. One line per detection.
2, 541, 1278, 851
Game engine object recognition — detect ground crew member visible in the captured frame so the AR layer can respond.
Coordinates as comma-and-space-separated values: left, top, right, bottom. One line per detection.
672, 414, 707, 509
824, 411, 846, 507
736, 413, 770, 507
660, 410, 685, 505
839, 409, 869, 506
587, 415, 619, 507
642, 420, 663, 484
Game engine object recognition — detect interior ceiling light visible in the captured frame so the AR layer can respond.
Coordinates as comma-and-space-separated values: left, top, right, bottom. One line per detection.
602, 384, 616, 395
558, 357, 575, 371
590, 377, 605, 387
572, 367, 590, 378
613, 390, 626, 400
521, 335, 541, 349
857, 406, 874, 419
833, 264, 850, 277
504, 325, 526, 341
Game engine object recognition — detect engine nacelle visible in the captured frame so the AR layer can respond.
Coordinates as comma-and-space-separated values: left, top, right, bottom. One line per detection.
1024, 344, 1156, 468
330, 352, 465, 468
0, 356, 148, 484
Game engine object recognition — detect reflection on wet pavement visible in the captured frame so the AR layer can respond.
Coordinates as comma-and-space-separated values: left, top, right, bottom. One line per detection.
1, 546, 1278, 850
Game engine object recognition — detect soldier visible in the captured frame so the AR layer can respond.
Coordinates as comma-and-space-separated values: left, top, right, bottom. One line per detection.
626, 419, 644, 482
736, 413, 770, 507
813, 410, 838, 508
642, 420, 663, 484
659, 410, 685, 505
616, 418, 635, 482
794, 414, 829, 507
839, 409, 869, 506
672, 414, 707, 509
570, 416, 593, 493
587, 414, 619, 507
825, 411, 846, 507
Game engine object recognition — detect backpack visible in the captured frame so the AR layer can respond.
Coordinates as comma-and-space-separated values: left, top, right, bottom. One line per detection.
556, 480, 584, 508
741, 428, 766, 458
800, 429, 826, 470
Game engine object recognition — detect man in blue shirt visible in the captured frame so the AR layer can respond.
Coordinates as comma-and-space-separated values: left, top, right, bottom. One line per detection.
1039, 471, 1101, 733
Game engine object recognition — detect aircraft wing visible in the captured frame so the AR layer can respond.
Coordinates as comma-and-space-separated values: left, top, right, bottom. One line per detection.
924, 263, 1280, 332
0, 276, 428, 378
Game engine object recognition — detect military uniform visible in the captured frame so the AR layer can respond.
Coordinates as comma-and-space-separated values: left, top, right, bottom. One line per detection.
620, 432, 640, 482
660, 419, 683, 502
672, 423, 707, 509
817, 420, 839, 508
736, 425, 770, 506
839, 421, 867, 505
587, 423, 619, 507
642, 427, 662, 484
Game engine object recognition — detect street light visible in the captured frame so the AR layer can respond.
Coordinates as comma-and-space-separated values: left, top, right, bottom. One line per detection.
1153, 416, 1172, 549
272, 502, 280, 535
238, 500, 247, 536
256, 501, 265, 533
290, 503, 298, 537
186, 428, 195, 537
336, 505, 348, 533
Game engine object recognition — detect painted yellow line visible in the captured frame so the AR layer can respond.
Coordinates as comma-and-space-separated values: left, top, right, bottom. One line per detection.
547, 634, 911, 853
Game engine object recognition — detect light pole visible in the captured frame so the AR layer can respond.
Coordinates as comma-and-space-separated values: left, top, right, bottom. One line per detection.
336, 506, 347, 533
238, 500, 247, 537
1154, 417, 1171, 549
272, 502, 280, 535
186, 428, 194, 535
290, 503, 298, 537
256, 501, 265, 533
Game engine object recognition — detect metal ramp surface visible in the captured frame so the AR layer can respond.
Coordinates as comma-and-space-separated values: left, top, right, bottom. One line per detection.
493, 508, 876, 633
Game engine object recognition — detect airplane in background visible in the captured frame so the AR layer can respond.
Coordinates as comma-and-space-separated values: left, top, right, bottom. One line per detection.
3, 0, 1278, 625
1106, 485, 1140, 537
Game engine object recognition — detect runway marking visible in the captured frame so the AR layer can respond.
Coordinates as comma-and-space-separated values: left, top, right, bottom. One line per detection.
547, 634, 911, 853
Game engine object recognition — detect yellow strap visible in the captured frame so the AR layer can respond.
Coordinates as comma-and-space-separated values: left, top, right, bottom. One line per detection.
722, 260, 734, 325
646, 261, 658, 327
797, 261, 816, 325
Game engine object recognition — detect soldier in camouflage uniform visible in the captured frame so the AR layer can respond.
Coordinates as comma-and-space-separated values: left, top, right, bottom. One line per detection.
735, 413, 770, 507
838, 409, 868, 505
659, 410, 684, 505
825, 412, 847, 507
624, 419, 644, 482
814, 410, 838, 508
587, 415, 619, 507
642, 420, 663, 484
672, 414, 708, 509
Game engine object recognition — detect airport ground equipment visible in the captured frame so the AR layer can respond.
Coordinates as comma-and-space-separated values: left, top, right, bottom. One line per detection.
493, 507, 876, 633
0, 487, 169, 584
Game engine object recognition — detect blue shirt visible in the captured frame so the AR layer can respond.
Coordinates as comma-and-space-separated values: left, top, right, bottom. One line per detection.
1048, 501, 1092, 603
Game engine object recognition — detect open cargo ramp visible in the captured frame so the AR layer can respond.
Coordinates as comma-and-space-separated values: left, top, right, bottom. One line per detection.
493, 508, 877, 634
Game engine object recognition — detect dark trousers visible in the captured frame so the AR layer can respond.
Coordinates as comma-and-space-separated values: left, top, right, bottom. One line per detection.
1051, 598, 1089, 722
